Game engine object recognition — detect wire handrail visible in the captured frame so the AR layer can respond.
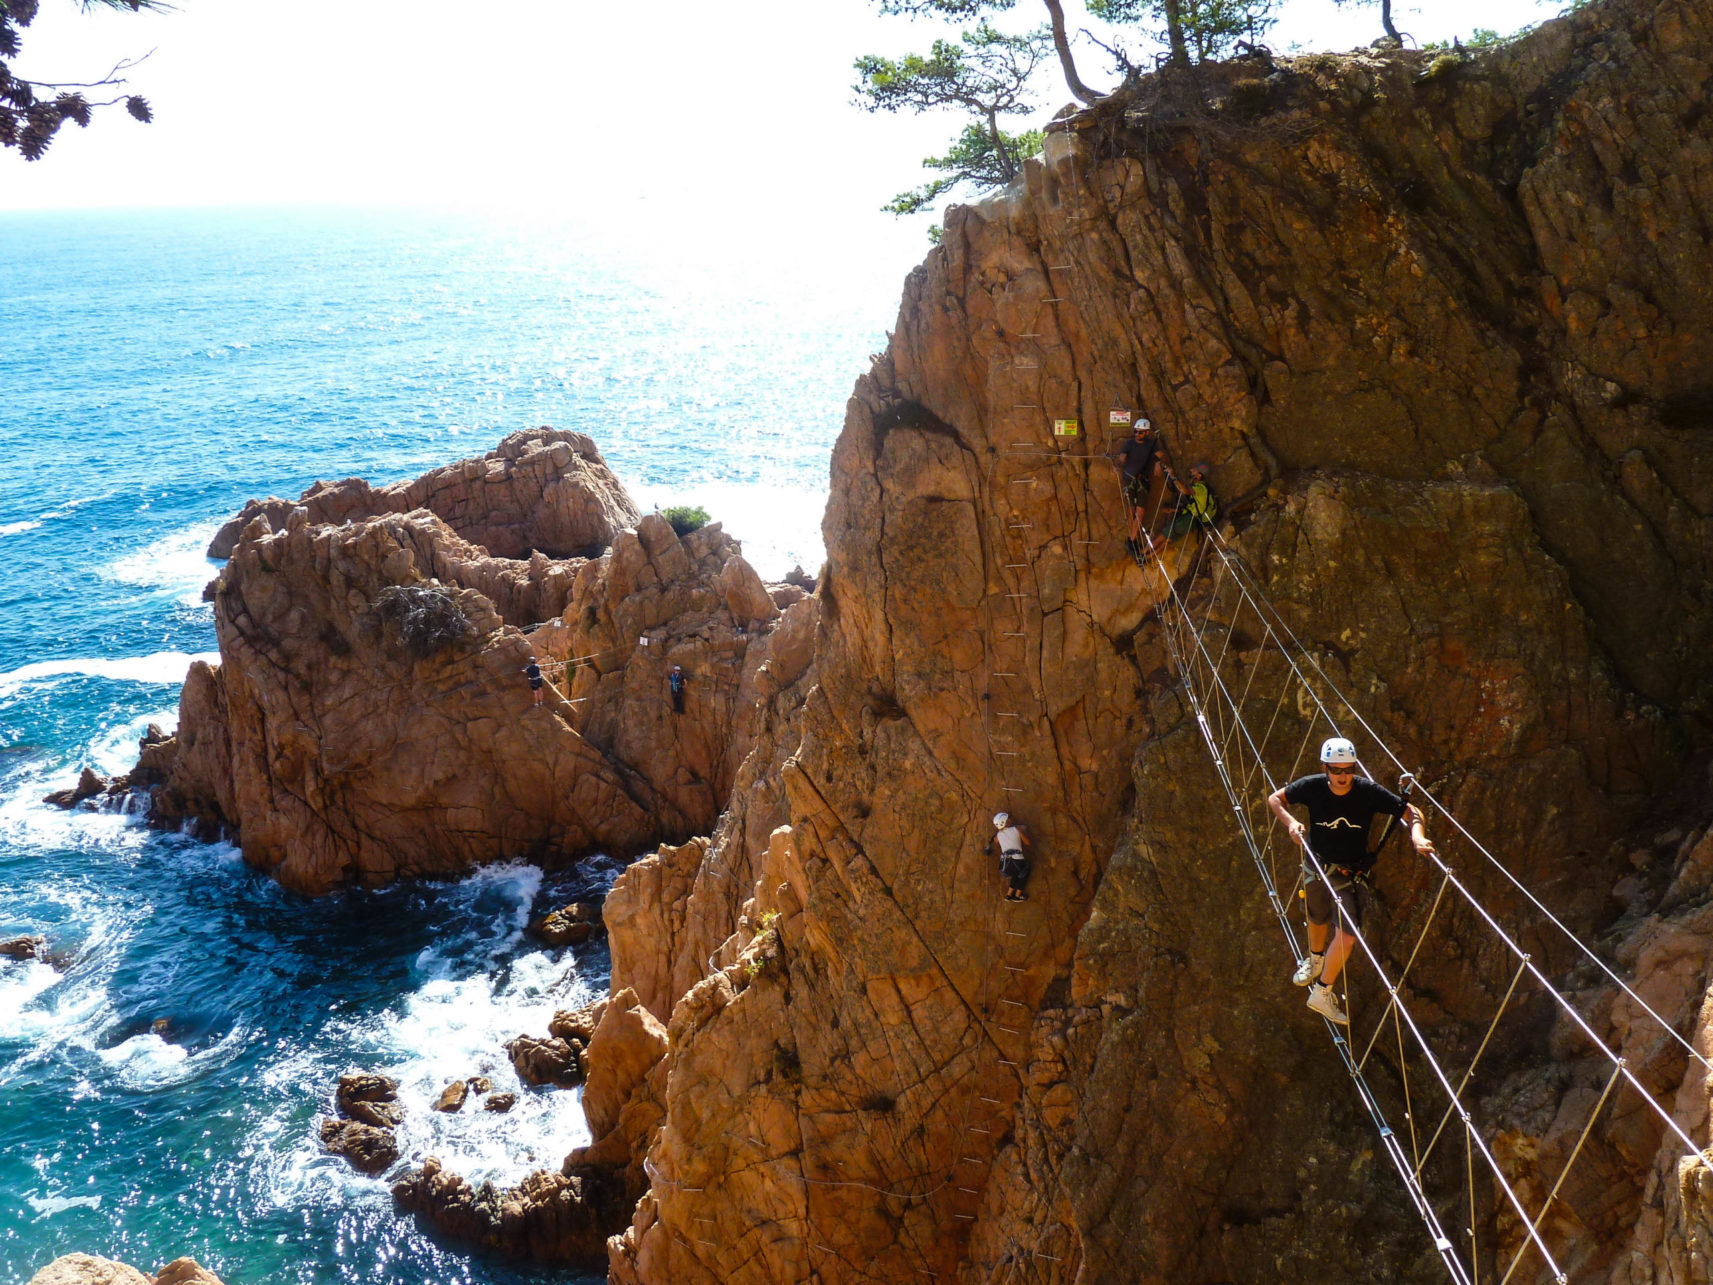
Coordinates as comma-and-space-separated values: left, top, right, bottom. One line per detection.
1197, 526, 1713, 1092
1142, 518, 1705, 1284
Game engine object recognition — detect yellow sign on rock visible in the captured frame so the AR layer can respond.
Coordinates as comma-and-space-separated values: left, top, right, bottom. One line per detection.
1053, 418, 1079, 437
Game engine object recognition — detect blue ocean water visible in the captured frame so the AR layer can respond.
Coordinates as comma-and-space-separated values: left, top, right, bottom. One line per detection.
0, 206, 911, 1282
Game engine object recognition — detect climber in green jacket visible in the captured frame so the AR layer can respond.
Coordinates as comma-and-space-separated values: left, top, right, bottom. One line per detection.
1159, 462, 1217, 541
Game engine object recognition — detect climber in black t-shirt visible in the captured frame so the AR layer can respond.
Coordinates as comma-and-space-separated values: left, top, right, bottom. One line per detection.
1111, 418, 1168, 558
1265, 736, 1436, 1025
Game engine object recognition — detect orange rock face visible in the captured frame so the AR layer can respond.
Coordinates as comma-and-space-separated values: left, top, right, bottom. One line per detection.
142, 430, 798, 894
206, 428, 638, 560
600, 3, 1713, 1283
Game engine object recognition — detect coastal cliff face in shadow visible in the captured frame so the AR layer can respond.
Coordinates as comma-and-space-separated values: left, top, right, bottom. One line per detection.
597, 0, 1713, 1281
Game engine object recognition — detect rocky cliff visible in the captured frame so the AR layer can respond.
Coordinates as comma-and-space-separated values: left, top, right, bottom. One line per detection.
130, 0, 1713, 1275
142, 428, 803, 894
583, 0, 1713, 1281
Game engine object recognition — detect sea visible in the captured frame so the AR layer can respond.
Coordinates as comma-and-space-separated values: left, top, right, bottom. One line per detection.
0, 204, 920, 1283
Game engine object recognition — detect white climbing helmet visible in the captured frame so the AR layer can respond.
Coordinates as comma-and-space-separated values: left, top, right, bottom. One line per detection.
992, 812, 1010, 830
1320, 737, 1358, 765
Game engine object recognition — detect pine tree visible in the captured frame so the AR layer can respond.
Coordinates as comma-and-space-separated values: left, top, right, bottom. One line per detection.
0, 0, 160, 161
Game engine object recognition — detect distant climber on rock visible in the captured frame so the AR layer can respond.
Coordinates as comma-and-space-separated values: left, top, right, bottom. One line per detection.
668, 664, 686, 716
1265, 737, 1436, 1025
991, 812, 1032, 902
522, 656, 545, 707
1111, 417, 1168, 559
1159, 462, 1218, 542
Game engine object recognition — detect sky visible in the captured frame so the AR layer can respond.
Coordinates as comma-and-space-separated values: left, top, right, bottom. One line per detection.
0, 0, 1577, 227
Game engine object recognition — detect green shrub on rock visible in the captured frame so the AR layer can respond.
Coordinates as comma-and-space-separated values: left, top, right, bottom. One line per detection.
661, 505, 711, 537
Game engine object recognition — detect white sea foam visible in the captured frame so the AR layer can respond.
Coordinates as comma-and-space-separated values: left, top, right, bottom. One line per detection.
25, 1191, 102, 1219
103, 521, 221, 606
262, 861, 599, 1203
86, 709, 179, 779
93, 1016, 251, 1091
0, 773, 144, 855
0, 519, 42, 537
0, 652, 218, 702
0, 959, 67, 1037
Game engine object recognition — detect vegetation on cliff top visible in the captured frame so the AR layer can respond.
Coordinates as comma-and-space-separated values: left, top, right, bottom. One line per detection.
857, 0, 1556, 221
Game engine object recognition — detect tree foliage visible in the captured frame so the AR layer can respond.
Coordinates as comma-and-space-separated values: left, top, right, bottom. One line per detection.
373, 585, 476, 659
856, 21, 1052, 214
1087, 0, 1275, 68
881, 121, 1046, 215
0, 0, 159, 161
873, 0, 1099, 106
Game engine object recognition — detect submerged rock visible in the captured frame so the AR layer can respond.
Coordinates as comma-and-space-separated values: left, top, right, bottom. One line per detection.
526, 900, 601, 947
318, 1119, 400, 1175
393, 1158, 627, 1265
506, 1035, 583, 1088
322, 1072, 405, 1172
42, 767, 109, 809
482, 1092, 517, 1114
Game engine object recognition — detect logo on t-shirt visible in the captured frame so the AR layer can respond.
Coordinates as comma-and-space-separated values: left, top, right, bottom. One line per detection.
1316, 818, 1365, 830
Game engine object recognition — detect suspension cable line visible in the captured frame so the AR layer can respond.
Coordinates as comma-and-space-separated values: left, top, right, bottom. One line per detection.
1199, 524, 1713, 1082
1140, 516, 1705, 1284
1189, 532, 1709, 1153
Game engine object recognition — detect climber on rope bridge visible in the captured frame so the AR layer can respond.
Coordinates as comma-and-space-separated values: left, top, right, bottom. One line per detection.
1111, 417, 1170, 560
1158, 461, 1217, 542
1265, 737, 1437, 1024
991, 812, 1032, 902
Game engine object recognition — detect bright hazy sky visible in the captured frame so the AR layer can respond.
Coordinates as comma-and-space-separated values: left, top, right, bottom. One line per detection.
0, 0, 1574, 222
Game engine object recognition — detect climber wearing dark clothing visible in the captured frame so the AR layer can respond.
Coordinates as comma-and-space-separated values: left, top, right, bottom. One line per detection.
668, 665, 686, 715
1265, 737, 1435, 1024
522, 657, 544, 707
1112, 419, 1168, 556
991, 811, 1032, 901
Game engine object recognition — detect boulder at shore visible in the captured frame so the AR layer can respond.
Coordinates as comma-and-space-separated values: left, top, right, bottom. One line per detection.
27, 1254, 227, 1285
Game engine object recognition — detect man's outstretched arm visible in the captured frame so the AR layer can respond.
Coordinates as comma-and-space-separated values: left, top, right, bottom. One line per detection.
1267, 787, 1305, 847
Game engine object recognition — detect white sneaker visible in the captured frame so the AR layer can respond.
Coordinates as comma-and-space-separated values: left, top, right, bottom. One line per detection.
1306, 983, 1348, 1025
1292, 952, 1325, 987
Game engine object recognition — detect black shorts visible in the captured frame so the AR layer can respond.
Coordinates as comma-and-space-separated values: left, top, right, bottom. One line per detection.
1306, 871, 1367, 929
1000, 854, 1030, 890
528, 677, 544, 690
1122, 473, 1150, 507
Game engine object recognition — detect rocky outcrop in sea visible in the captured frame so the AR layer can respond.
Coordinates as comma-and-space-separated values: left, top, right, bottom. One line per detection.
137, 426, 809, 894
